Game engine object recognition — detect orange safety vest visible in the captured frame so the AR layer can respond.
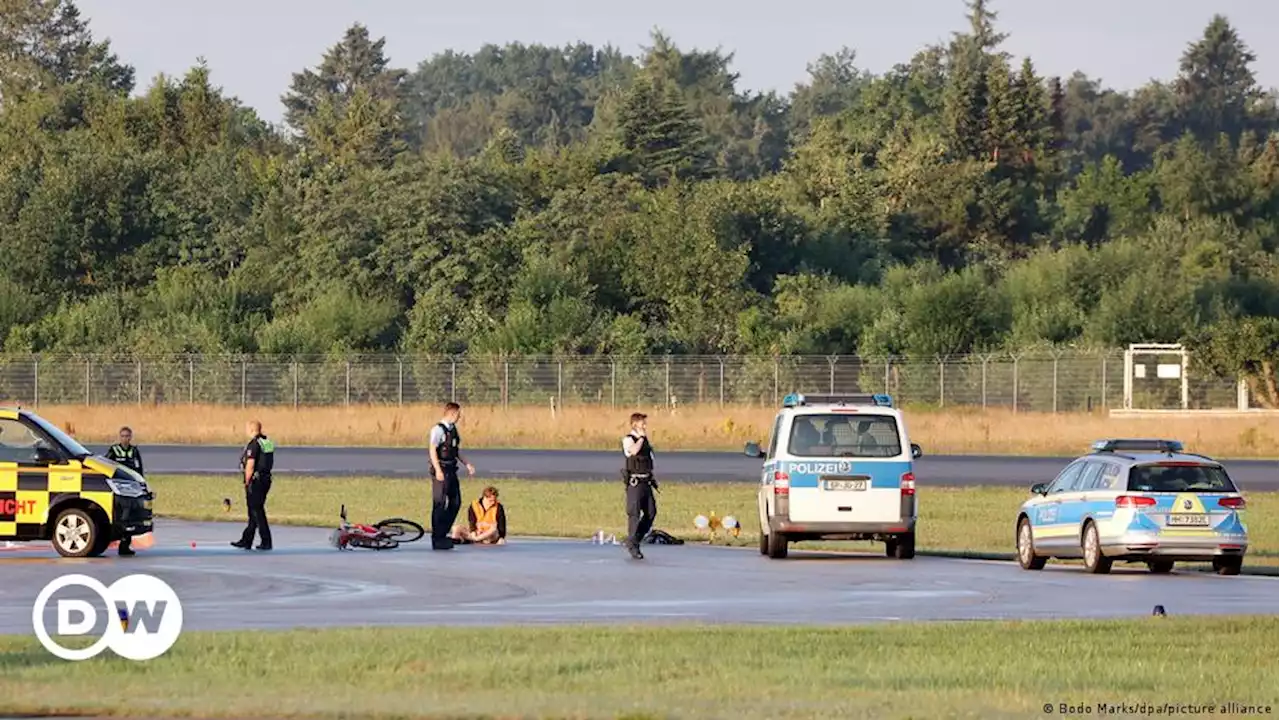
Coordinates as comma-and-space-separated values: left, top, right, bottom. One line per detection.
471, 500, 500, 535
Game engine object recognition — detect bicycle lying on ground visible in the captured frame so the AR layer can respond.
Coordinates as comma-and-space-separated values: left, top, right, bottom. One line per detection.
328, 505, 425, 550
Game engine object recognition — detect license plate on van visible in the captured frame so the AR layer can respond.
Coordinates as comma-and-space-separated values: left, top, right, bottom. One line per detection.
823, 479, 868, 491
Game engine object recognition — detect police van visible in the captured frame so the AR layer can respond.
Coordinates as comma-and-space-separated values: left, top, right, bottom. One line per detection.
746, 393, 922, 560
0, 407, 154, 557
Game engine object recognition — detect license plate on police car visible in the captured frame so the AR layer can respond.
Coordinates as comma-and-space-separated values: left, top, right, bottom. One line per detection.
1168, 513, 1208, 527
824, 479, 868, 491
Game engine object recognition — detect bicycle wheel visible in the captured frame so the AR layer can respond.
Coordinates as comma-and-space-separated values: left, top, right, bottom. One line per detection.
374, 518, 425, 543
349, 535, 400, 551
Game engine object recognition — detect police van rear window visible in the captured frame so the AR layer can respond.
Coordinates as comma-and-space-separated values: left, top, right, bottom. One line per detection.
1127, 464, 1237, 493
787, 414, 902, 458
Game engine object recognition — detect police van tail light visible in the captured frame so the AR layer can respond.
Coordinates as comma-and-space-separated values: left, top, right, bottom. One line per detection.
773, 471, 790, 496
1116, 495, 1157, 508
900, 472, 916, 496
1218, 497, 1246, 509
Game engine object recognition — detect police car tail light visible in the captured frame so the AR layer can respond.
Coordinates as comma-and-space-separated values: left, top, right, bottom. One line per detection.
1116, 495, 1157, 508
773, 471, 790, 495
1218, 497, 1246, 509
900, 472, 916, 496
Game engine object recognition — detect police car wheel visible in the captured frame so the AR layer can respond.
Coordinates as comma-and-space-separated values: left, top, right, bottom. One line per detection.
1016, 518, 1046, 570
1081, 522, 1112, 575
1146, 559, 1175, 574
51, 508, 100, 558
1213, 557, 1242, 576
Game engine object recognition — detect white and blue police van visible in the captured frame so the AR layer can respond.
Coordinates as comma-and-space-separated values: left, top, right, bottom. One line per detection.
745, 393, 922, 560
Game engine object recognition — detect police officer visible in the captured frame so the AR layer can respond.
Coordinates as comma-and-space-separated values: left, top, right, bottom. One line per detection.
106, 426, 144, 557
231, 420, 274, 551
621, 412, 658, 560
428, 402, 475, 550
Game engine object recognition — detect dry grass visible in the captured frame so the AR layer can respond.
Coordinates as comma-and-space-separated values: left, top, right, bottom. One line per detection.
25, 402, 1280, 457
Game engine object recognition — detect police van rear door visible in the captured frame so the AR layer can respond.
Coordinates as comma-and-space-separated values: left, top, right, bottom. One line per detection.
782, 410, 908, 524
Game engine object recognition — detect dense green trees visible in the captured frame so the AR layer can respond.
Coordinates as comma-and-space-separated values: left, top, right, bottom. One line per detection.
0, 1, 1275, 402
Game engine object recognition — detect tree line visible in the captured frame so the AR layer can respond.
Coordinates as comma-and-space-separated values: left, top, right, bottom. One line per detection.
0, 0, 1275, 404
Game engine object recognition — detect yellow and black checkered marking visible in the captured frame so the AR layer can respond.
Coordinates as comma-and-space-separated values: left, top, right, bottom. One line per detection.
0, 461, 114, 540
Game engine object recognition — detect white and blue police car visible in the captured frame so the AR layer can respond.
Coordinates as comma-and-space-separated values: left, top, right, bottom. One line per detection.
745, 393, 922, 560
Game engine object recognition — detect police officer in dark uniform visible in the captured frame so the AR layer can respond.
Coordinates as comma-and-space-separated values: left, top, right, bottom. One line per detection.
106, 426, 143, 557
428, 402, 475, 550
621, 412, 658, 560
231, 420, 275, 551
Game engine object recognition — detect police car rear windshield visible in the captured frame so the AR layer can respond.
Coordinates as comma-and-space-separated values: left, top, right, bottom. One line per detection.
788, 414, 902, 458
1128, 463, 1236, 493
26, 413, 93, 458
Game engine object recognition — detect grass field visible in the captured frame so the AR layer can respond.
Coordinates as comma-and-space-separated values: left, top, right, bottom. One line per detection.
151, 475, 1279, 568
1, 617, 1276, 719
33, 402, 1280, 457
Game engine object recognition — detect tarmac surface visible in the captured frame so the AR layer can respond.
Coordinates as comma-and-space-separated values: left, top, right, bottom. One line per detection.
2, 520, 1276, 635
90, 445, 1280, 489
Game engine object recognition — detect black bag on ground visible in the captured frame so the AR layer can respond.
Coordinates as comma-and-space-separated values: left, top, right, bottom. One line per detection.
644, 529, 684, 545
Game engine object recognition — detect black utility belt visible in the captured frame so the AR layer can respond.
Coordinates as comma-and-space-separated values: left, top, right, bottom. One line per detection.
624, 473, 654, 486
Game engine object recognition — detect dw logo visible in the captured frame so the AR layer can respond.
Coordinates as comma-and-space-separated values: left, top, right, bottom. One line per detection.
31, 574, 183, 661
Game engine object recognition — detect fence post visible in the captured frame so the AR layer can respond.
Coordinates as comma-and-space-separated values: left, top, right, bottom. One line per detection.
610, 358, 616, 408
827, 356, 836, 394
345, 360, 351, 407
188, 357, 194, 404
884, 358, 891, 395
137, 358, 142, 405
938, 357, 945, 408
981, 356, 988, 409
397, 359, 404, 406
503, 359, 510, 409
33, 358, 38, 408
1012, 355, 1020, 413
557, 359, 563, 410
85, 357, 91, 405
450, 359, 457, 403
718, 357, 725, 407
292, 361, 299, 409
773, 357, 779, 405
1101, 355, 1108, 409
665, 356, 671, 407
1052, 354, 1060, 414
240, 359, 246, 408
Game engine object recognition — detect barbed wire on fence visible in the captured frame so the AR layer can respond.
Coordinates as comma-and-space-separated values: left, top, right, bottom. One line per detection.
0, 352, 1242, 412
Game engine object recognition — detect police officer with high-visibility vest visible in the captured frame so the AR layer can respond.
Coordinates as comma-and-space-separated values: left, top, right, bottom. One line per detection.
105, 426, 143, 557
428, 402, 475, 550
621, 412, 658, 560
231, 420, 275, 551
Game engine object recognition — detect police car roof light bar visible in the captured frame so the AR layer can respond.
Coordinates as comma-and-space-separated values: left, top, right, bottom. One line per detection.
1091, 438, 1184, 454
782, 393, 894, 408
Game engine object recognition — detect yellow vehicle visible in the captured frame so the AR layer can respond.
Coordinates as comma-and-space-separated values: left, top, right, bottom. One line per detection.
0, 407, 154, 557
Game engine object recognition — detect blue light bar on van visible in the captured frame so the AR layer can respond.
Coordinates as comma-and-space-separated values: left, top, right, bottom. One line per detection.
1091, 439, 1184, 454
782, 393, 894, 408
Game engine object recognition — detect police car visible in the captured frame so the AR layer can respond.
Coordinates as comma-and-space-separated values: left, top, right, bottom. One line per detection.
0, 407, 154, 557
746, 393, 922, 560
1015, 439, 1249, 576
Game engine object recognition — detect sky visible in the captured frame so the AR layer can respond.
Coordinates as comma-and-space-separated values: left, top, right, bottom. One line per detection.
78, 0, 1279, 126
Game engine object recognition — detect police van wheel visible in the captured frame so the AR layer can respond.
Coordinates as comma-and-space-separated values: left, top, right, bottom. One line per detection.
892, 533, 916, 560
51, 509, 100, 558
758, 528, 769, 555
766, 531, 788, 559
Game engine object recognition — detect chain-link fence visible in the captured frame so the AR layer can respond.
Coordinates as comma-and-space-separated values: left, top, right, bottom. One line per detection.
0, 351, 1248, 412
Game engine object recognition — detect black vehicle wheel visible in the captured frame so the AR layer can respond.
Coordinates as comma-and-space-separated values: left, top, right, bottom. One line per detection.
766, 530, 788, 559
892, 532, 916, 560
51, 508, 100, 558
374, 518, 424, 543
1213, 557, 1242, 576
1016, 518, 1046, 570
884, 539, 898, 557
1081, 522, 1112, 575
758, 527, 769, 555
1147, 559, 1175, 574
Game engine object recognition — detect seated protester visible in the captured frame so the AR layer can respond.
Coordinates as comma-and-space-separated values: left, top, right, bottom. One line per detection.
451, 486, 507, 545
